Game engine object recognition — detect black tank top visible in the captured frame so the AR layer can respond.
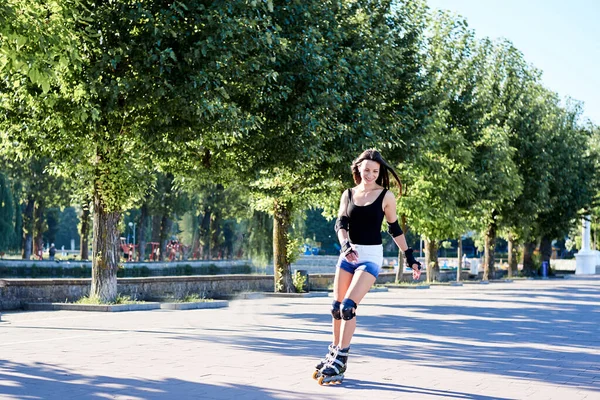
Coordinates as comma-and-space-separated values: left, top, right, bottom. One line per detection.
346, 188, 387, 245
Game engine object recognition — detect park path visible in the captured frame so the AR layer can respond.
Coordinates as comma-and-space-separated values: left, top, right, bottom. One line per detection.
1, 278, 599, 399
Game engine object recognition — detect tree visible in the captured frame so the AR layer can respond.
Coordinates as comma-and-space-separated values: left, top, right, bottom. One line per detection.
528, 101, 598, 274
462, 39, 523, 281
0, 155, 67, 259
1, 0, 279, 301
498, 67, 556, 276
239, 0, 426, 291
396, 11, 478, 282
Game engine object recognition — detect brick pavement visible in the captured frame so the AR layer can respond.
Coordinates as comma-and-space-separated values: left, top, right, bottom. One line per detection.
1, 278, 599, 399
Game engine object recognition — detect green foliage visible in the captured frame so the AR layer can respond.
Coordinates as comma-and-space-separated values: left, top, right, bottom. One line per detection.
397, 11, 479, 242
243, 211, 273, 267
75, 294, 140, 305
441, 240, 452, 249
292, 270, 308, 293
534, 104, 598, 239
286, 233, 302, 266
178, 293, 209, 303
0, 0, 597, 292
54, 207, 81, 250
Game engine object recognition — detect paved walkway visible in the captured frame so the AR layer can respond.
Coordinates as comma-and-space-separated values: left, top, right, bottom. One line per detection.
1, 278, 599, 399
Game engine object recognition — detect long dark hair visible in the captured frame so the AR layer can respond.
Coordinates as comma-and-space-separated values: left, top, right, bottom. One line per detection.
351, 149, 402, 194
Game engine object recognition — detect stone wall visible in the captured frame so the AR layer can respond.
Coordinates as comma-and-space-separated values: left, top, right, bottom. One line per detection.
0, 275, 272, 310
0, 259, 255, 278
308, 271, 399, 290
308, 270, 470, 290
0, 265, 472, 310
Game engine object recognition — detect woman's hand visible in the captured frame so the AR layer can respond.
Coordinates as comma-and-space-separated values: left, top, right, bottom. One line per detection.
410, 264, 422, 280
404, 248, 422, 280
341, 240, 359, 263
345, 246, 359, 263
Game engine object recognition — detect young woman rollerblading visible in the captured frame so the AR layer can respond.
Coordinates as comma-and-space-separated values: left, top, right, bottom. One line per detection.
314, 149, 421, 386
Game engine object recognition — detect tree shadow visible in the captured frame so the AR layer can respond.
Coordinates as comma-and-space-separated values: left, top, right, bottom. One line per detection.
0, 359, 294, 400
182, 285, 600, 393
340, 379, 513, 400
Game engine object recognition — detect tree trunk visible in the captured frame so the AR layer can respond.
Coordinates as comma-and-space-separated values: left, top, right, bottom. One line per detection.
424, 239, 439, 283
507, 233, 517, 278
212, 213, 222, 259
522, 241, 537, 276
21, 196, 34, 260
456, 237, 463, 282
593, 216, 597, 250
540, 235, 552, 275
80, 198, 91, 260
33, 199, 45, 259
90, 191, 121, 303
138, 203, 148, 261
200, 208, 211, 260
151, 215, 161, 243
12, 181, 23, 252
159, 215, 172, 261
190, 213, 202, 259
273, 200, 294, 293
483, 222, 497, 281
396, 251, 405, 283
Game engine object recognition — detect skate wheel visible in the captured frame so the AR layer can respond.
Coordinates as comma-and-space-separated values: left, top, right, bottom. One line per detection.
312, 370, 319, 380
317, 376, 325, 385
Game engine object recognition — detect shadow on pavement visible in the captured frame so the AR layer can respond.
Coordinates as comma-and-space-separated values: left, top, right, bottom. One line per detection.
340, 379, 513, 400
0, 359, 285, 400
183, 284, 600, 394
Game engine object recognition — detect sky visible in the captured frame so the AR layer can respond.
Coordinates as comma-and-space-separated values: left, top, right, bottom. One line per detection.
425, 0, 600, 125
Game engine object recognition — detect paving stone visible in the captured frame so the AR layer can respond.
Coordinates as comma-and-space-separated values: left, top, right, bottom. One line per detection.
1, 278, 599, 399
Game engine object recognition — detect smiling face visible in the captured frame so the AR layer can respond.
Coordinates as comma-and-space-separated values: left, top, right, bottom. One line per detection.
358, 160, 380, 186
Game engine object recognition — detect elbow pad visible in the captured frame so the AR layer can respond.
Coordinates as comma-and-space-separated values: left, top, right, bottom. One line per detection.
335, 216, 349, 233
387, 219, 403, 237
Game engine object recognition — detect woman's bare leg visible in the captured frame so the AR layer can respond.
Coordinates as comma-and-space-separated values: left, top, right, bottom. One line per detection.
332, 267, 353, 345
338, 270, 376, 348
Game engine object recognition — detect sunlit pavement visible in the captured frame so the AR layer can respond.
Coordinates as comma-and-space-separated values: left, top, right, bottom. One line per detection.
1, 277, 599, 399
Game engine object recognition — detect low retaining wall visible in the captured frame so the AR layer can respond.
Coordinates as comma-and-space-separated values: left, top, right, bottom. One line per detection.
308, 270, 470, 290
0, 267, 471, 310
0, 275, 272, 310
308, 271, 398, 290
0, 259, 254, 278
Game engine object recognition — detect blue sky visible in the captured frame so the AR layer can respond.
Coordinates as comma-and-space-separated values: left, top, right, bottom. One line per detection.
426, 0, 600, 125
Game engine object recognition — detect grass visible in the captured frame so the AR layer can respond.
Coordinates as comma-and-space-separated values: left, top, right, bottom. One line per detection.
177, 293, 212, 303
387, 281, 429, 286
74, 294, 143, 305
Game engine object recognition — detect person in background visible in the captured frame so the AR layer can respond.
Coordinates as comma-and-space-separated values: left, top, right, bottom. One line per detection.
49, 243, 57, 261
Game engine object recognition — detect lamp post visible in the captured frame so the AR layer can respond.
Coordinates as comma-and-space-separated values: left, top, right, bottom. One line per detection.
128, 222, 136, 260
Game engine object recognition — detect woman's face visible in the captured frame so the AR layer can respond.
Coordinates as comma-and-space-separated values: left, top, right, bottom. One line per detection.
358, 160, 380, 185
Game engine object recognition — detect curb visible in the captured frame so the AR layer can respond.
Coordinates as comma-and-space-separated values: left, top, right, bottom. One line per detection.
369, 287, 389, 293
262, 292, 329, 298
234, 292, 266, 300
26, 302, 161, 312
160, 300, 229, 310
430, 282, 464, 287
386, 284, 430, 289
463, 280, 490, 285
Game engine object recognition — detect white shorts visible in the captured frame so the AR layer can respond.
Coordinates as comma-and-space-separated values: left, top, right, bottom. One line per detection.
336, 244, 383, 278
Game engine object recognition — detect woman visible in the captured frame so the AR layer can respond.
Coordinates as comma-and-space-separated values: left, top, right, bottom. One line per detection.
314, 149, 421, 385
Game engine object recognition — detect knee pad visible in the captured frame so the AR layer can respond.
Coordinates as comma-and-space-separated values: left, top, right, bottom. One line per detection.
331, 301, 341, 320
341, 298, 357, 320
